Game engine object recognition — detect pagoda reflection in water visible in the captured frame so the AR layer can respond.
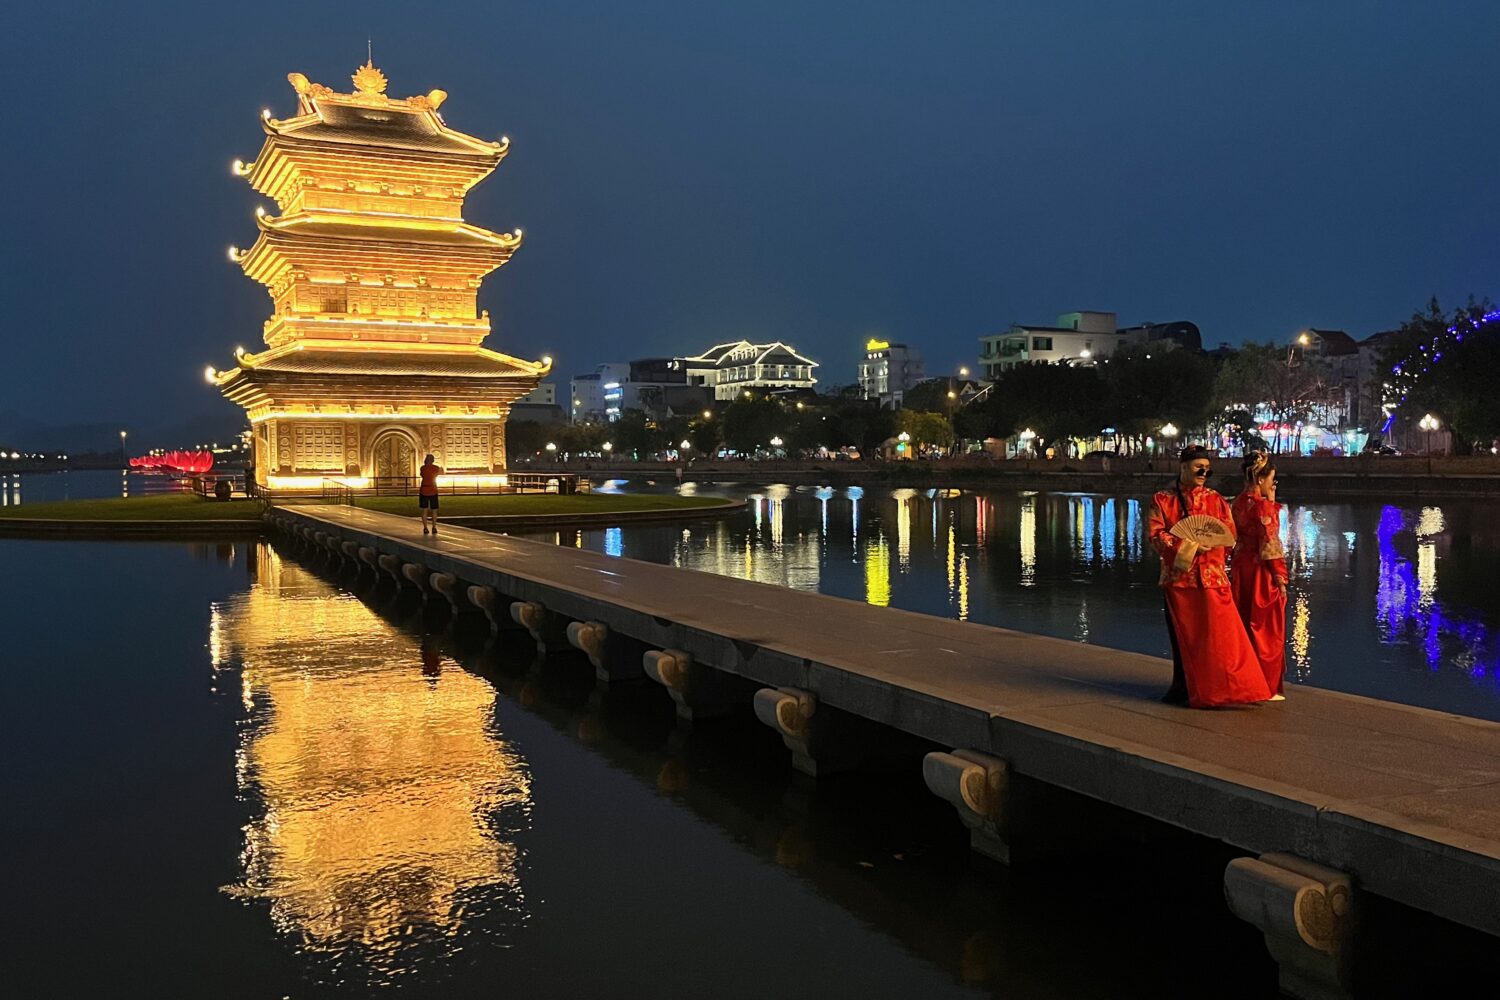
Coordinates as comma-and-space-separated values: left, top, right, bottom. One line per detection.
210, 544, 529, 980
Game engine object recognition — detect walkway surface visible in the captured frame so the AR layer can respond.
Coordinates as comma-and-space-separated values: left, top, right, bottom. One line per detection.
279, 504, 1500, 937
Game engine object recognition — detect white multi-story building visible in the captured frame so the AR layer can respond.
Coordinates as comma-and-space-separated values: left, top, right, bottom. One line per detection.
977, 311, 1127, 379
977, 312, 1202, 380
858, 339, 924, 407
673, 341, 818, 400
569, 363, 630, 423
518, 382, 556, 406
568, 360, 715, 423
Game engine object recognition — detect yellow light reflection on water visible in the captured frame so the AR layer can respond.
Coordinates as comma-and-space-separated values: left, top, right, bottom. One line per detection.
946, 520, 956, 595
865, 533, 891, 607
1019, 495, 1037, 587
767, 486, 786, 552
1415, 506, 1444, 608
892, 488, 917, 572
211, 545, 529, 979
957, 552, 970, 622
1289, 588, 1313, 679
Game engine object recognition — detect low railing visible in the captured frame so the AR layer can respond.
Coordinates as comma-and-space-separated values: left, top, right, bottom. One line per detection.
361, 474, 582, 496
322, 479, 355, 506
189, 473, 246, 499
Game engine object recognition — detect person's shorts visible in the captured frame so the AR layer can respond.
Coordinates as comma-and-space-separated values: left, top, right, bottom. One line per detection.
418, 494, 439, 509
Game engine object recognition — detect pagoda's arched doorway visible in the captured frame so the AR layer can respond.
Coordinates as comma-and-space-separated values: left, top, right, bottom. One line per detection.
370, 430, 418, 483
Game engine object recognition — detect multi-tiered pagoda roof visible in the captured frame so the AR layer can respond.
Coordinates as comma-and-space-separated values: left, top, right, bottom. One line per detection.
210, 61, 547, 487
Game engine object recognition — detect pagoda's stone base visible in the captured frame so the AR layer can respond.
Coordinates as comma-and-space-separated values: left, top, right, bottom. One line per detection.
252, 416, 510, 488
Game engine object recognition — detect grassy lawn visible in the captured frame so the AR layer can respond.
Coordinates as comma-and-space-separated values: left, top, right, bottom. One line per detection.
354, 492, 730, 518
0, 494, 264, 521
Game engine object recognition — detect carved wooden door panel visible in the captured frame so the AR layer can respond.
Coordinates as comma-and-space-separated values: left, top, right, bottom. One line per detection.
373, 435, 415, 479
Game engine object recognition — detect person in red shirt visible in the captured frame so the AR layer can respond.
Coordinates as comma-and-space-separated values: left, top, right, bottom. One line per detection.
1147, 446, 1272, 708
418, 453, 442, 535
1231, 452, 1289, 699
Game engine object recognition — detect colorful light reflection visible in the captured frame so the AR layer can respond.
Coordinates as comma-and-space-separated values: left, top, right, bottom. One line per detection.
1376, 505, 1497, 677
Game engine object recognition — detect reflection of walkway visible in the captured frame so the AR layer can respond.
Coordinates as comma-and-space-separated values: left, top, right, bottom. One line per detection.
277, 504, 1500, 941
210, 546, 529, 980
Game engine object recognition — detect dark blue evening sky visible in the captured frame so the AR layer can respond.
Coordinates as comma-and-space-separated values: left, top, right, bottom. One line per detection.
3, 0, 1498, 428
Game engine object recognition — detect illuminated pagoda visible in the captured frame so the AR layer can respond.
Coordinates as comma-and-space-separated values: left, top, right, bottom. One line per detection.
210, 61, 550, 489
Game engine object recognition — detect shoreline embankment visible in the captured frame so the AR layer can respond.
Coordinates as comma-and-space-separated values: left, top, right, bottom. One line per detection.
535, 454, 1500, 500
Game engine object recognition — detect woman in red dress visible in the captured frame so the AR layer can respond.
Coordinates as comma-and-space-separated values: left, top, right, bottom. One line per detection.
1231, 453, 1289, 699
1148, 446, 1272, 708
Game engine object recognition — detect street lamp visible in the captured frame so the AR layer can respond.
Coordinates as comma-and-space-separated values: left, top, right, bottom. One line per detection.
119, 429, 127, 468
1159, 422, 1178, 461
680, 439, 691, 450
602, 441, 613, 461
545, 441, 557, 457
946, 365, 970, 449
1419, 413, 1441, 472
702, 410, 713, 420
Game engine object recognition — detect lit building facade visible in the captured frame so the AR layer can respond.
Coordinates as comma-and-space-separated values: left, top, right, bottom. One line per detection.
210, 62, 549, 489
976, 312, 1202, 380
675, 341, 818, 400
858, 339, 924, 407
570, 359, 715, 423
569, 363, 630, 423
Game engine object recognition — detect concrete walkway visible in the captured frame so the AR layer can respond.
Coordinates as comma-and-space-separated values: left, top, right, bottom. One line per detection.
275, 504, 1500, 945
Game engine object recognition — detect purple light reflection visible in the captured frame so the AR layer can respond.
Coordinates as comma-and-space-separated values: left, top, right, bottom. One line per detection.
1376, 505, 1499, 679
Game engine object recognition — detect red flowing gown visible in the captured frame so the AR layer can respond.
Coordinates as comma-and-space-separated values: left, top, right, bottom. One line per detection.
1148, 487, 1271, 708
1231, 490, 1288, 695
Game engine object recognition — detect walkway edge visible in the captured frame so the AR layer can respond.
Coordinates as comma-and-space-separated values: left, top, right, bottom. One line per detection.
0, 498, 745, 538
0, 518, 264, 537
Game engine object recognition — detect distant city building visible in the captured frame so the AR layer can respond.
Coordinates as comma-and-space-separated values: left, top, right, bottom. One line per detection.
673, 341, 818, 400
1352, 329, 1399, 432
518, 382, 556, 406
569, 363, 629, 423
1300, 328, 1359, 357
509, 401, 566, 424
858, 339, 925, 407
1117, 320, 1202, 353
1300, 328, 1361, 434
568, 360, 712, 423
510, 382, 564, 424
977, 311, 1200, 380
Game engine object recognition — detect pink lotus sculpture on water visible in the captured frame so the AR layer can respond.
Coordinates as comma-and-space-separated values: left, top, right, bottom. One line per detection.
128, 450, 215, 473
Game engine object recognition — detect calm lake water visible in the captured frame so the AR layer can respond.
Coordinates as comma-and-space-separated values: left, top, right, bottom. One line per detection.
1, 468, 187, 504
2, 471, 1496, 995
542, 478, 1500, 723
1, 537, 1305, 998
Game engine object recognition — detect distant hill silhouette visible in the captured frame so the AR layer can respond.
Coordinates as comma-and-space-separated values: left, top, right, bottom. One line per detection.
0, 408, 248, 453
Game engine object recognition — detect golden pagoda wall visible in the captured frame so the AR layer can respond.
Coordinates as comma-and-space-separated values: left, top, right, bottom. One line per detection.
256, 417, 509, 488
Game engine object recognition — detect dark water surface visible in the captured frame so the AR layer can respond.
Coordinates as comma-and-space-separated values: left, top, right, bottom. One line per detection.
2, 537, 1295, 998
545, 480, 1500, 722
3, 486, 1496, 993
3, 469, 187, 504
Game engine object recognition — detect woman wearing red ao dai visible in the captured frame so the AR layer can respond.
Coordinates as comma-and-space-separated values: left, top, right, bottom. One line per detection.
1231, 453, 1289, 700
1148, 446, 1272, 709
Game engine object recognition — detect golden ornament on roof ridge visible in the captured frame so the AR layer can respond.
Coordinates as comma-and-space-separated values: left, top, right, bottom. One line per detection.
351, 60, 388, 96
